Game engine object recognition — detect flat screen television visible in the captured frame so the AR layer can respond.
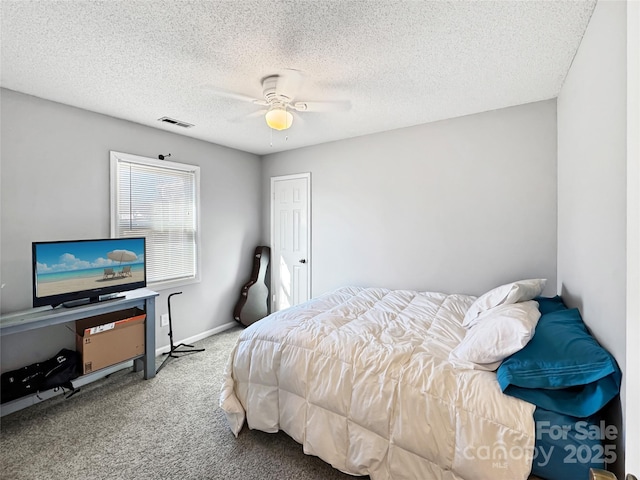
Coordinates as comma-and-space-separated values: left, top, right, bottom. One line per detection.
32, 237, 146, 308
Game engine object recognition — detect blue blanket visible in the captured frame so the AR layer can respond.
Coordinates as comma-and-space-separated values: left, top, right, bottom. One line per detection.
496, 298, 621, 418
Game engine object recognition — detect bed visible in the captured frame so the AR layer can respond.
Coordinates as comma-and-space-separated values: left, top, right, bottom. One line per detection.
219, 283, 621, 480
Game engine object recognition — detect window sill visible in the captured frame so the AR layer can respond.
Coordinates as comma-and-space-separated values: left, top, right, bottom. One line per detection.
148, 276, 201, 292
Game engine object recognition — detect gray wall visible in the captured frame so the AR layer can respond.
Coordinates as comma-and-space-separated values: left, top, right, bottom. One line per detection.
557, 0, 627, 389
0, 88, 262, 371
262, 100, 558, 298
557, 1, 628, 473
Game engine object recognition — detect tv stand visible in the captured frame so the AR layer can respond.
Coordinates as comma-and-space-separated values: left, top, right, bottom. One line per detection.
0, 288, 158, 416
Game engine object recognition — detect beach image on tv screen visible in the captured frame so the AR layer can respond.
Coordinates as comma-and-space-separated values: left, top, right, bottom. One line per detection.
35, 238, 145, 298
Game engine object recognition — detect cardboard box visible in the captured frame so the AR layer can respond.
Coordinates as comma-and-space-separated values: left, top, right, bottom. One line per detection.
75, 308, 146, 375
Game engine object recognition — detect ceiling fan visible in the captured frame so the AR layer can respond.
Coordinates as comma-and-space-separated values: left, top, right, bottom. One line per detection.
204, 70, 351, 131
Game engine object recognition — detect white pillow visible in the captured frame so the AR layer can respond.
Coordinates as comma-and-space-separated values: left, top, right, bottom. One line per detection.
449, 300, 541, 371
462, 278, 546, 328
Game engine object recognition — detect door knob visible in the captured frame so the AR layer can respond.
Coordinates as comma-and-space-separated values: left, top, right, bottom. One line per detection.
299, 259, 306, 264
589, 470, 617, 480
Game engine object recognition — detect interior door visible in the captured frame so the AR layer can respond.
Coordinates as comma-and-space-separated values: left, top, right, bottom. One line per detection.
271, 173, 310, 312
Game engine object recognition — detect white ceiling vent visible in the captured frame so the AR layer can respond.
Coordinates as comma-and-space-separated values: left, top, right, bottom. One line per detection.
157, 116, 194, 128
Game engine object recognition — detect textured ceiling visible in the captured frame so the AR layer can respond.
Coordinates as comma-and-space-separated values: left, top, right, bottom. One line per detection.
1, 0, 596, 155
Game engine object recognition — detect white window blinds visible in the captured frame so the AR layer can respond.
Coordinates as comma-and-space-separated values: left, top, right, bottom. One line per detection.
110, 152, 200, 286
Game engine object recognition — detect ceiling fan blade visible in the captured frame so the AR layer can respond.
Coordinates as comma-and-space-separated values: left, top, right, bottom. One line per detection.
292, 100, 351, 112
229, 109, 268, 123
246, 109, 268, 118
275, 69, 304, 101
200, 84, 261, 104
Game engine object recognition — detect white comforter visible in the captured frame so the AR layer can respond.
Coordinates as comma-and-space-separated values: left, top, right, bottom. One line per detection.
220, 286, 535, 480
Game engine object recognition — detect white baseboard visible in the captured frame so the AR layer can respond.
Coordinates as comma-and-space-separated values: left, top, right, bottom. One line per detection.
155, 321, 238, 357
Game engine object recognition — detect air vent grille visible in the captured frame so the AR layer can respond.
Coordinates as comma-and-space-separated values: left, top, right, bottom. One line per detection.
157, 116, 194, 128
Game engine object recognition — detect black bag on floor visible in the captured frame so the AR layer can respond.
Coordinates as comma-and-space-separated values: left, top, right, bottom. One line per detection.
1, 348, 80, 403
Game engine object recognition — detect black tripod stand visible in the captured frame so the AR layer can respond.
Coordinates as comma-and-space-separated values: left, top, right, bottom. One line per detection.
156, 292, 205, 373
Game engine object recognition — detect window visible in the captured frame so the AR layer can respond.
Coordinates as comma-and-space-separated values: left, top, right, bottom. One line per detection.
110, 151, 200, 288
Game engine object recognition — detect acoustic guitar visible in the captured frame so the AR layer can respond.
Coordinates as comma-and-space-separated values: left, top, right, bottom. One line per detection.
233, 246, 270, 327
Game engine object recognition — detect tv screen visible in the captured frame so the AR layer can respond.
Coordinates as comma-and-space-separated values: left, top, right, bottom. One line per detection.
32, 237, 146, 308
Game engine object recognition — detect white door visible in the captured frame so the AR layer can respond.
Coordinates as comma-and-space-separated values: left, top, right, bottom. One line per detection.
271, 173, 310, 312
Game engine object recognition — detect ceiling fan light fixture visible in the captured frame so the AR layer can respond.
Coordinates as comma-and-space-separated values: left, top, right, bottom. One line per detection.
265, 107, 293, 130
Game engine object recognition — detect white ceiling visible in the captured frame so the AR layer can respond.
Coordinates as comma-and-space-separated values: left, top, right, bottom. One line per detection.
1, 0, 596, 156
